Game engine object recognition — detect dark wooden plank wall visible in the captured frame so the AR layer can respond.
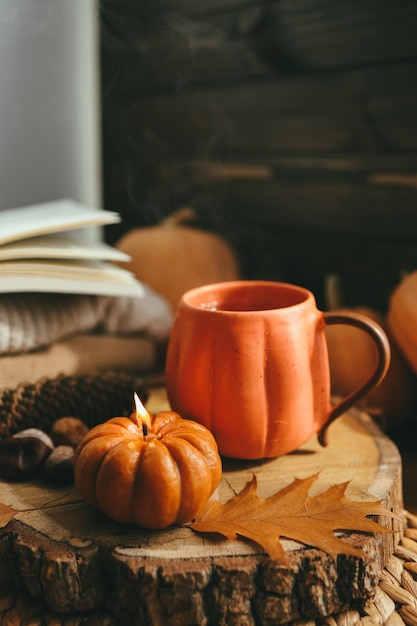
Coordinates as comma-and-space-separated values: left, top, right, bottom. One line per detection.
99, 0, 417, 310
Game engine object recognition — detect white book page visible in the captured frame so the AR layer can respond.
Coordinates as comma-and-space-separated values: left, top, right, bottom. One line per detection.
0, 259, 134, 280
0, 259, 145, 298
0, 276, 146, 298
0, 233, 130, 262
0, 199, 120, 246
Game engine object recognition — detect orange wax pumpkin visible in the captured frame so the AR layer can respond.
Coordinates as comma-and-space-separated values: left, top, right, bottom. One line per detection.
73, 410, 222, 529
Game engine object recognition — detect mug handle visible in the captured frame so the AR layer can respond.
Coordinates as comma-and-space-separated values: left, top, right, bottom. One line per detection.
317, 311, 391, 447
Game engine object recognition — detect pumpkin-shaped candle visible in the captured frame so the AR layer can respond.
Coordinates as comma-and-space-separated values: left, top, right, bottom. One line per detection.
73, 393, 222, 529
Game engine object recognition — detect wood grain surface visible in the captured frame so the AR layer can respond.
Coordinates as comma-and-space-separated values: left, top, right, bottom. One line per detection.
0, 388, 404, 625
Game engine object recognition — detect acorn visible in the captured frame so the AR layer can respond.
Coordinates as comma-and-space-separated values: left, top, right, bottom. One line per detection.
0, 428, 54, 481
49, 417, 89, 449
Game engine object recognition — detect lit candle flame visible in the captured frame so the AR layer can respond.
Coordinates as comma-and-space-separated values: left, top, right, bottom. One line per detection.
133, 392, 152, 435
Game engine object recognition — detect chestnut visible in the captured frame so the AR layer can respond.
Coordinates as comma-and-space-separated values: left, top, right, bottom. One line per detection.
0, 428, 54, 481
44, 446, 74, 485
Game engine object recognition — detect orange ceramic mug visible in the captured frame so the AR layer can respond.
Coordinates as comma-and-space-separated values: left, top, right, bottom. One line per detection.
165, 281, 391, 460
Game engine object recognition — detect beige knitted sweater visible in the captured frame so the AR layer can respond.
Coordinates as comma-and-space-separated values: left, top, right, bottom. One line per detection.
0, 288, 172, 355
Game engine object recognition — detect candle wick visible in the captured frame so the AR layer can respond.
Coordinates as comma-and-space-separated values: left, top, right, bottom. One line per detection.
142, 421, 148, 439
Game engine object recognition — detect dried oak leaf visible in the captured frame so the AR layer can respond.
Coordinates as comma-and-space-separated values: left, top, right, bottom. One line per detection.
0, 495, 74, 529
190, 473, 400, 563
0, 502, 19, 527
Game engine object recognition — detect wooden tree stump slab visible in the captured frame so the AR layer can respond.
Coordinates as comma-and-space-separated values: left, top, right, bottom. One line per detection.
0, 389, 404, 626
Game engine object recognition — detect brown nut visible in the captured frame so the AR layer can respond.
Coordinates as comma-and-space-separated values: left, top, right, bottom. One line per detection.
49, 417, 89, 448
44, 446, 74, 485
0, 428, 54, 481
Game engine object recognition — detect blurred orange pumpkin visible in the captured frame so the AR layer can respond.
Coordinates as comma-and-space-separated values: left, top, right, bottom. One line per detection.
115, 208, 241, 311
387, 271, 417, 376
325, 306, 416, 428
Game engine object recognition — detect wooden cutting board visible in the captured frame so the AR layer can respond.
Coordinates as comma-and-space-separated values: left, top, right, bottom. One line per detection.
0, 389, 404, 626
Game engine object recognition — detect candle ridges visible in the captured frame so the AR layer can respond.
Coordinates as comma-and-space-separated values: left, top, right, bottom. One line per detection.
73, 405, 222, 530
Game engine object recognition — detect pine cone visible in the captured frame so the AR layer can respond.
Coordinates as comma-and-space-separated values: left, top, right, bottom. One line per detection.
0, 371, 150, 439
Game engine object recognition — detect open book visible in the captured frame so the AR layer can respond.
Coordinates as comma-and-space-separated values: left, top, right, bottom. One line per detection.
0, 199, 146, 297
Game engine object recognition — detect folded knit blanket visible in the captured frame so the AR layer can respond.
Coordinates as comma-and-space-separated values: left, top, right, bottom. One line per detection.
0, 288, 173, 355
0, 332, 162, 391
